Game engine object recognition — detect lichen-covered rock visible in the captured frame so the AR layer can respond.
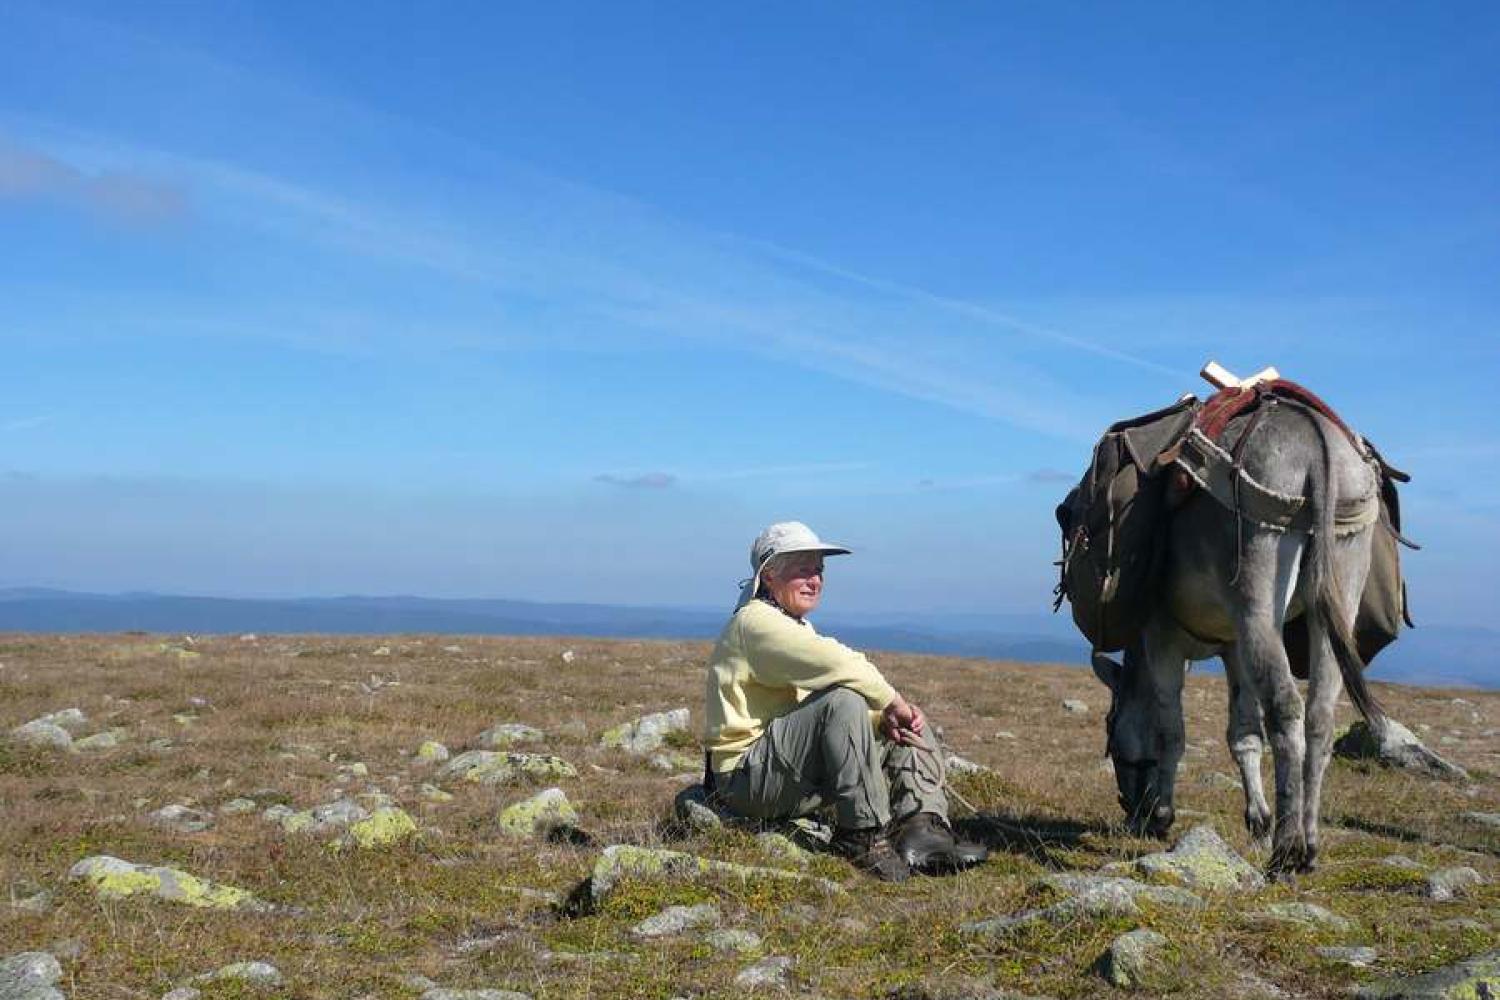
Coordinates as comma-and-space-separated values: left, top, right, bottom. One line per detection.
1133, 825, 1264, 892
963, 874, 1200, 938
1319, 946, 1378, 967
192, 961, 282, 986
600, 708, 690, 754
8, 721, 72, 750
631, 902, 719, 938
147, 804, 213, 834
1098, 929, 1168, 987
415, 741, 450, 764
269, 798, 369, 836
1254, 902, 1352, 931
734, 955, 794, 991
218, 798, 258, 816
0, 951, 64, 1000
755, 832, 811, 867
672, 783, 726, 832
1355, 949, 1500, 999
74, 729, 127, 751
498, 788, 579, 837
340, 807, 418, 849
67, 855, 267, 911
705, 928, 763, 955
1334, 718, 1468, 779
420, 783, 454, 803
420, 990, 532, 1000
439, 751, 577, 785
577, 845, 840, 911
38, 709, 87, 732
479, 724, 544, 749
1424, 866, 1483, 901
162, 988, 202, 1000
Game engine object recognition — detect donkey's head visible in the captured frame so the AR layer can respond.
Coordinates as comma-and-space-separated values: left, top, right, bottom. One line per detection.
1091, 648, 1175, 838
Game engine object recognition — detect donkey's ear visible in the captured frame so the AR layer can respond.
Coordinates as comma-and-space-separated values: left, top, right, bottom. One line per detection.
1091, 653, 1122, 692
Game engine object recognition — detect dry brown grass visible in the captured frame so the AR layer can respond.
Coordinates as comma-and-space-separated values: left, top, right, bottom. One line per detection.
1, 632, 1497, 999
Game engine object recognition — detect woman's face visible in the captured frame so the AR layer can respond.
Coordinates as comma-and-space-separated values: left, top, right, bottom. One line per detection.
763, 552, 825, 618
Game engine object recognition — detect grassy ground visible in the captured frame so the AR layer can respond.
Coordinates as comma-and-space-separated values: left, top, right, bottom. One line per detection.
2, 632, 1497, 999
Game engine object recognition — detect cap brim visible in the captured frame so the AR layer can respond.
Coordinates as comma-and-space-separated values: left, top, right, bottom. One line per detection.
735, 544, 851, 609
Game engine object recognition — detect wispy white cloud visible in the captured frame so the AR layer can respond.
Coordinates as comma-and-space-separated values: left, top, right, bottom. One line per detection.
593, 472, 676, 490
0, 139, 187, 225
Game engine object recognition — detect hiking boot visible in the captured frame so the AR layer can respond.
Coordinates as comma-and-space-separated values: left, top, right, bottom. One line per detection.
830, 826, 911, 882
890, 812, 989, 874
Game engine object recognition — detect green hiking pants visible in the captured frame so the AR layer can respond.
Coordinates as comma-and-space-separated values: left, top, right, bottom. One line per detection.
716, 685, 948, 831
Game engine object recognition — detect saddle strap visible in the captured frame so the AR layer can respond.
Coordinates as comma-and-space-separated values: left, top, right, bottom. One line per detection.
1175, 429, 1380, 535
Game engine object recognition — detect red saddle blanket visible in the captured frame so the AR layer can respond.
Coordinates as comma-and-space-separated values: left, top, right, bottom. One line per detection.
1194, 378, 1359, 450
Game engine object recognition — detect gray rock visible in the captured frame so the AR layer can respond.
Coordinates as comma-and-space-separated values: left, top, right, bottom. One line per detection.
218, 798, 258, 816
1133, 824, 1265, 892
193, 961, 282, 986
38, 709, 87, 732
310, 799, 369, 828
10, 891, 54, 914
162, 989, 202, 1000
578, 845, 840, 911
600, 708, 691, 754
944, 754, 992, 776
8, 721, 72, 750
1425, 866, 1484, 901
734, 956, 794, 991
1356, 949, 1500, 999
1098, 929, 1168, 988
673, 783, 726, 832
705, 929, 762, 955
1382, 854, 1426, 870
631, 902, 719, 938
74, 729, 126, 751
1318, 946, 1377, 967
148, 805, 214, 834
964, 874, 1200, 938
415, 741, 450, 764
68, 855, 269, 912
1334, 718, 1468, 779
439, 751, 577, 785
1062, 699, 1089, 715
1461, 812, 1500, 829
1254, 902, 1352, 931
498, 787, 579, 837
420, 991, 532, 1000
0, 952, 64, 1000
755, 832, 811, 867
479, 723, 544, 749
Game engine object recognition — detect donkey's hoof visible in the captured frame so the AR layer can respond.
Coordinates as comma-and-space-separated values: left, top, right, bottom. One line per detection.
1244, 810, 1272, 844
1145, 804, 1175, 839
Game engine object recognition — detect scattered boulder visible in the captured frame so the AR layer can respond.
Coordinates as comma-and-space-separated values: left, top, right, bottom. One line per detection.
147, 805, 214, 834
1424, 866, 1483, 902
439, 751, 577, 785
630, 902, 719, 938
600, 708, 690, 754
1097, 929, 1168, 988
479, 724, 544, 749
415, 741, 451, 764
1253, 902, 1352, 932
573, 845, 840, 913
270, 799, 369, 835
1133, 825, 1265, 892
1355, 949, 1500, 999
0, 951, 64, 1000
8, 721, 72, 751
1334, 718, 1468, 780
339, 807, 419, 849
498, 788, 579, 838
734, 955, 793, 991
1318, 946, 1378, 967
705, 929, 762, 955
68, 855, 268, 911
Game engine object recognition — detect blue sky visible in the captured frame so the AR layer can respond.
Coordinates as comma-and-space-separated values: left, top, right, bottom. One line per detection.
2, 2, 1497, 622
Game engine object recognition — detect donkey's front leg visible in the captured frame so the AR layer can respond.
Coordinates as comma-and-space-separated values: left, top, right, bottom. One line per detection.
1143, 620, 1190, 839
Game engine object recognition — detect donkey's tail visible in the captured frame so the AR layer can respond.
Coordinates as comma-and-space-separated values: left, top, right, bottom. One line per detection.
1301, 406, 1385, 724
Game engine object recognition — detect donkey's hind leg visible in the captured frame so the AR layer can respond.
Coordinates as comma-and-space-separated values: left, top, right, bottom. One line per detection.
1223, 646, 1271, 846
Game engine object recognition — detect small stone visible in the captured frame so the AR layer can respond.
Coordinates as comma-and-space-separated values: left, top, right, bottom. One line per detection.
420, 784, 454, 803
1098, 928, 1168, 987
755, 832, 811, 867
1425, 866, 1483, 902
1382, 854, 1425, 870
705, 929, 762, 955
672, 784, 724, 832
993, 730, 1017, 740
600, 708, 691, 754
372, 646, 391, 656
8, 721, 73, 750
498, 788, 579, 837
218, 798, 258, 816
194, 961, 282, 986
1356, 950, 1500, 999
74, 729, 126, 751
479, 724, 544, 749
1256, 902, 1352, 931
1133, 824, 1264, 892
1461, 812, 1500, 829
0, 951, 63, 997
339, 807, 419, 849
560, 650, 576, 664
1062, 699, 1089, 715
944, 754, 991, 776
1334, 718, 1468, 779
416, 741, 450, 764
162, 988, 202, 1000
1318, 946, 1377, 967
734, 956, 794, 991
420, 991, 532, 1000
631, 902, 719, 938
440, 751, 577, 785
39, 708, 88, 731
148, 804, 214, 834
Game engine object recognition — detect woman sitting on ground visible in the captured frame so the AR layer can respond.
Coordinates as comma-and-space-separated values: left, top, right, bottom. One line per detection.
702, 521, 988, 882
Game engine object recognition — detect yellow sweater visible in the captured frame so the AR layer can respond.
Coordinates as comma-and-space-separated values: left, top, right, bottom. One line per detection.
704, 598, 897, 774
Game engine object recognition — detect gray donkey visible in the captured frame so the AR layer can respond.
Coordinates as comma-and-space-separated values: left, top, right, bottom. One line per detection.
1090, 398, 1383, 877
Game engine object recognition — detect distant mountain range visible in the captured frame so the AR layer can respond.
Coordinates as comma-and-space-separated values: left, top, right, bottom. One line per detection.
0, 588, 1493, 689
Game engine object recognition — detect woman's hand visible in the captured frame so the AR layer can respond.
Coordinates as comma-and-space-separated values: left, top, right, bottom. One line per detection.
881, 694, 927, 747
